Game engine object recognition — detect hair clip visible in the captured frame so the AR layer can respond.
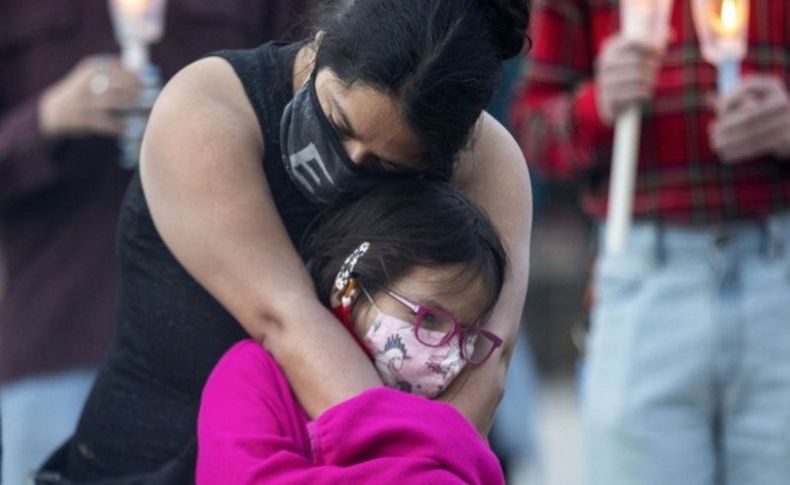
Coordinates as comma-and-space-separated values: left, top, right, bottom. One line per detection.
340, 279, 358, 308
334, 241, 370, 293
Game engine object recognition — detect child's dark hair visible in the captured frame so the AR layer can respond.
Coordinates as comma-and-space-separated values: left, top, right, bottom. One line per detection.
312, 0, 531, 178
302, 179, 508, 320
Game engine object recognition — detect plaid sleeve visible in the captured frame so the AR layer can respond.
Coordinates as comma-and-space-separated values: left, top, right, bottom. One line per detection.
511, 0, 612, 179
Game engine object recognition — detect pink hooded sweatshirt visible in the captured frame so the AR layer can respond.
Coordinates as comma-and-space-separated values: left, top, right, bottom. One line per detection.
197, 339, 504, 484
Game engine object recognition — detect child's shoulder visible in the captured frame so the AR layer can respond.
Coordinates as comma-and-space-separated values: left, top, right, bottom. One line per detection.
221, 337, 278, 365
210, 339, 285, 387
223, 338, 269, 362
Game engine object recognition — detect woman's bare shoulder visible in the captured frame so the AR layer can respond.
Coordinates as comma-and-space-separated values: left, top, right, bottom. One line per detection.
147, 57, 262, 149
140, 56, 265, 187
140, 56, 268, 207
454, 112, 528, 187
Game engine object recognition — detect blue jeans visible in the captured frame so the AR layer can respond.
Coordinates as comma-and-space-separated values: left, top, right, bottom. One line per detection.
492, 330, 540, 476
0, 367, 95, 485
583, 213, 790, 485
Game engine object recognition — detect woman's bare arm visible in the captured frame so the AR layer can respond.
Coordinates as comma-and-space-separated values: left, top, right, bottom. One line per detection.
444, 112, 533, 435
140, 58, 381, 417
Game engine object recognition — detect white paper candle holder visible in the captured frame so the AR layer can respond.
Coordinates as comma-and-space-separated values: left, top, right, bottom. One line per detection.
692, 0, 749, 95
109, 0, 167, 71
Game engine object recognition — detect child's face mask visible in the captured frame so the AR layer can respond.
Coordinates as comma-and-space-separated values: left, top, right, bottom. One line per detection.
331, 242, 502, 398
362, 307, 467, 398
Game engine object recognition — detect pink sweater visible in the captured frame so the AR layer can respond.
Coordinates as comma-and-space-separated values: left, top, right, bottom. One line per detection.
197, 339, 504, 484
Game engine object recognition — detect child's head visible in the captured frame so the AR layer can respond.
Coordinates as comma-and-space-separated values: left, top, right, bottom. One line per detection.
303, 179, 507, 397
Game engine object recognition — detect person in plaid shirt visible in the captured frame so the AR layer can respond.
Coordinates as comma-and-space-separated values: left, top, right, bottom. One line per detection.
512, 1, 789, 484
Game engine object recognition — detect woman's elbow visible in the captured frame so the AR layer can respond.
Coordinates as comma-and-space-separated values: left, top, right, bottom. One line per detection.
242, 292, 321, 347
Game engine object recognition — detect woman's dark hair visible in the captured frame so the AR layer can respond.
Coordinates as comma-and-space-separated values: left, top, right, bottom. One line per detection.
302, 179, 508, 321
313, 0, 531, 178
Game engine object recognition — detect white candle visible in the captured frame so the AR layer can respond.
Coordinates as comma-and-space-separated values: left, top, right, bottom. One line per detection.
716, 0, 742, 94
122, 39, 148, 73
605, 0, 674, 256
606, 106, 643, 255
718, 57, 739, 95
108, 0, 166, 168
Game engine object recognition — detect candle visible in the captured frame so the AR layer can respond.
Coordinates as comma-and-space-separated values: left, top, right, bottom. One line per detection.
605, 0, 674, 256
718, 57, 739, 95
108, 0, 167, 168
109, 0, 167, 71
692, 0, 749, 95
117, 0, 148, 15
717, 0, 741, 94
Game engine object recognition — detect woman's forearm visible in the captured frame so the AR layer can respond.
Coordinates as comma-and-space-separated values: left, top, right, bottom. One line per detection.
445, 113, 533, 434
438, 273, 528, 435
141, 58, 380, 418
261, 294, 382, 417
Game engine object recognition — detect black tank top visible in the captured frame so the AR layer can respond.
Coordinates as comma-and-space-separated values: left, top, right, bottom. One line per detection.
60, 41, 323, 481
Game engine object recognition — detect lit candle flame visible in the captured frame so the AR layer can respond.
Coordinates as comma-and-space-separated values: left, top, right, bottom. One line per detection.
692, 0, 749, 72
721, 0, 738, 34
709, 0, 744, 37
117, 0, 149, 15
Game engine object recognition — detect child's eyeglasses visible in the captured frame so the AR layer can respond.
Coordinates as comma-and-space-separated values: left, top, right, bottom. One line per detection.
361, 286, 503, 366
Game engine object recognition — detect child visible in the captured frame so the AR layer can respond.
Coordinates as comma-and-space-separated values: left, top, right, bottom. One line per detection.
197, 180, 508, 484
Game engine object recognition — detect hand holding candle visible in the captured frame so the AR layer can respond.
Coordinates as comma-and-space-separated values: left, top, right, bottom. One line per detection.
39, 56, 141, 138
596, 35, 662, 125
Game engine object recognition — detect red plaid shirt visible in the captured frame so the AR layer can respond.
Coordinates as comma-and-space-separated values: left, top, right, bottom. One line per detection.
511, 0, 789, 224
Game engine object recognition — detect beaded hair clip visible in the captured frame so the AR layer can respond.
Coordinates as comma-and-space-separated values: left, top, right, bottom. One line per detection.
333, 241, 370, 295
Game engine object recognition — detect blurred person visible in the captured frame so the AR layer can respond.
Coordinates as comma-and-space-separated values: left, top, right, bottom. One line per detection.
511, 1, 789, 484
40, 0, 533, 482
0, 1, 311, 484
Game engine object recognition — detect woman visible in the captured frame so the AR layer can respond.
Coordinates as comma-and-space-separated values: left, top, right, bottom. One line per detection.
198, 180, 508, 483
53, 0, 532, 481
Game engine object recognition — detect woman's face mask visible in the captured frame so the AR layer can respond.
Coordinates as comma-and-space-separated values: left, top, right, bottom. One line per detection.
279, 73, 392, 205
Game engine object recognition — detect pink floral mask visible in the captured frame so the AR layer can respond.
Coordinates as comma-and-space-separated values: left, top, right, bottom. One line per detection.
363, 309, 467, 398
331, 241, 499, 398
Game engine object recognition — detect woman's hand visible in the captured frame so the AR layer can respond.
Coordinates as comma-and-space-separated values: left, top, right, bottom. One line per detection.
140, 57, 381, 418
445, 113, 533, 435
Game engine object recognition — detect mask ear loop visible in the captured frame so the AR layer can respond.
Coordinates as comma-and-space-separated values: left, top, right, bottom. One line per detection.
358, 285, 383, 314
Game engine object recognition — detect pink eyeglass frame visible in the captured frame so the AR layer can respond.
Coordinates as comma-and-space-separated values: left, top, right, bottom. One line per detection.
383, 289, 503, 365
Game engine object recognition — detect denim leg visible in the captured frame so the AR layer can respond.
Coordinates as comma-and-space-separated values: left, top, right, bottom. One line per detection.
0, 367, 96, 485
492, 330, 541, 477
722, 217, 790, 485
583, 239, 717, 485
